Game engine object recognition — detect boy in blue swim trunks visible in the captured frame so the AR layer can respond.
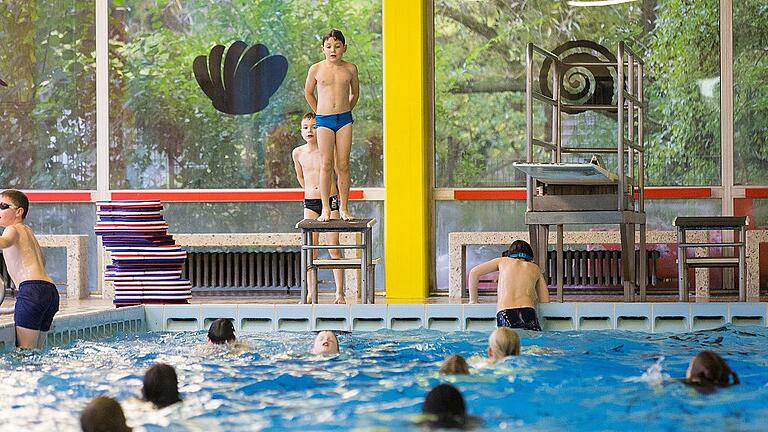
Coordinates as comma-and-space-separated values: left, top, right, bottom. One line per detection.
304, 28, 360, 222
292, 113, 346, 303
468, 240, 549, 331
0, 190, 60, 348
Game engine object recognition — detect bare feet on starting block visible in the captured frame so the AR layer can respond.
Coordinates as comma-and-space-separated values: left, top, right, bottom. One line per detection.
317, 209, 332, 222
334, 294, 346, 304
339, 208, 354, 221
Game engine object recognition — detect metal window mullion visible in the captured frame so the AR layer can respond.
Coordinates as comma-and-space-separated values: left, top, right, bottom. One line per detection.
721, 0, 734, 216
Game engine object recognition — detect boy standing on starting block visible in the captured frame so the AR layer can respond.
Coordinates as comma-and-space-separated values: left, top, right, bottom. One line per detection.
293, 113, 346, 304
304, 28, 359, 222
0, 190, 59, 348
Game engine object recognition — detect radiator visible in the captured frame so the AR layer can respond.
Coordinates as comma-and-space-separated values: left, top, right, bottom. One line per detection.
183, 251, 301, 295
544, 249, 661, 287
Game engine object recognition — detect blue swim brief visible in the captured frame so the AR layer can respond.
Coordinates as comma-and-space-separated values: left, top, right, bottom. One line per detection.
14, 280, 60, 332
315, 111, 353, 133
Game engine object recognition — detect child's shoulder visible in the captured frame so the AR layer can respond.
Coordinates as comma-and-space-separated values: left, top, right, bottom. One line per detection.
293, 144, 309, 156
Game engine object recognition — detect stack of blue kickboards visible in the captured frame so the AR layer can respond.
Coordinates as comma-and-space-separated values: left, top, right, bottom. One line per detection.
95, 200, 192, 306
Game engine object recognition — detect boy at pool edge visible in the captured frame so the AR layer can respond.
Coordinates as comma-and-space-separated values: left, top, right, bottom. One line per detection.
0, 189, 60, 348
468, 239, 549, 330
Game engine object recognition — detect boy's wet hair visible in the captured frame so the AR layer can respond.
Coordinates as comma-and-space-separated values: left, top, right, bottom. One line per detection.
207, 318, 236, 344
303, 112, 316, 121
439, 354, 470, 375
685, 350, 739, 390
421, 383, 467, 429
322, 29, 346, 45
80, 396, 132, 432
1, 189, 29, 219
489, 327, 520, 357
503, 239, 534, 261
142, 363, 183, 409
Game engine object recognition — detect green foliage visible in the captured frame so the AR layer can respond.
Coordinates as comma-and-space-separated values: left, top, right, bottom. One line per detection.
0, 0, 382, 190
110, 0, 383, 189
0, 0, 96, 189
435, 0, 731, 187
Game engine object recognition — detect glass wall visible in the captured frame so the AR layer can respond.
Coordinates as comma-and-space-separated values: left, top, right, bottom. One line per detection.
0, 1, 96, 189
434, 0, 721, 188
108, 0, 383, 189
733, 0, 768, 185
25, 203, 97, 292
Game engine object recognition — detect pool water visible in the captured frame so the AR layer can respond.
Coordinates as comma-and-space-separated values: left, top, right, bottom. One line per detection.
1, 326, 767, 431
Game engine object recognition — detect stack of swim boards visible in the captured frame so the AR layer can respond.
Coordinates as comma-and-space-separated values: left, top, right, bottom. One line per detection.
95, 200, 192, 306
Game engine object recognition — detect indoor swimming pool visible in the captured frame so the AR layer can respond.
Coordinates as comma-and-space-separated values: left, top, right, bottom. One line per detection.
0, 325, 766, 431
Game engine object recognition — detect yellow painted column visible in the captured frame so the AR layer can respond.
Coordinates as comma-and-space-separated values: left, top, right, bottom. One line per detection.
383, 0, 430, 302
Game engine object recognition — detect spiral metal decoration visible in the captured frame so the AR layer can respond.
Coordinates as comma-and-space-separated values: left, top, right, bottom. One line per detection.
539, 40, 619, 114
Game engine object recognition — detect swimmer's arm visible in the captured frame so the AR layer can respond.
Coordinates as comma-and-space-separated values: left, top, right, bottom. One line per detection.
304, 65, 318, 112
0, 225, 19, 249
535, 270, 549, 303
292, 148, 305, 188
348, 64, 360, 109
468, 258, 501, 304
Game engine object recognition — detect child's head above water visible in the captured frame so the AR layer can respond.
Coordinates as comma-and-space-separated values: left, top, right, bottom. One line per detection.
311, 330, 339, 354
300, 112, 317, 144
142, 363, 182, 409
80, 396, 132, 432
487, 327, 520, 361
207, 318, 236, 345
439, 354, 469, 375
421, 383, 467, 429
685, 350, 739, 390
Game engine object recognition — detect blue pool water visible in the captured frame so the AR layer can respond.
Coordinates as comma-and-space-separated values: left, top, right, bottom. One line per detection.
1, 326, 767, 431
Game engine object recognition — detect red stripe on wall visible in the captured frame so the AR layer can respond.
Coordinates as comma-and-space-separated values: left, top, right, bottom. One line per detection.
745, 188, 768, 199
453, 189, 527, 200
452, 187, 714, 200
25, 191, 92, 202
110, 190, 365, 202
641, 187, 712, 199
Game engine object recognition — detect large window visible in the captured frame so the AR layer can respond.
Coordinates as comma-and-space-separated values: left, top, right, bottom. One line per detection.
0, 1, 96, 189
733, 0, 768, 185
109, 0, 382, 189
434, 0, 721, 188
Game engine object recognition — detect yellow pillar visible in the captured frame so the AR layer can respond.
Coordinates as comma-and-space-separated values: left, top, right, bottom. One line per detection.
383, 0, 430, 302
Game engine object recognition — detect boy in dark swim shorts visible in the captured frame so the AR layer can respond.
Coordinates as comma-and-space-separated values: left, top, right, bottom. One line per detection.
0, 190, 60, 348
292, 113, 346, 304
468, 239, 549, 331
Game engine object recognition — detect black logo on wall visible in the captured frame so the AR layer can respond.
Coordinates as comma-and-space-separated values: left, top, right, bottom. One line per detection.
193, 41, 288, 115
539, 40, 620, 114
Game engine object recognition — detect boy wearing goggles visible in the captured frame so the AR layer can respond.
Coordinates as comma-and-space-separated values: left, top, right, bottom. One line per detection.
0, 190, 59, 348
